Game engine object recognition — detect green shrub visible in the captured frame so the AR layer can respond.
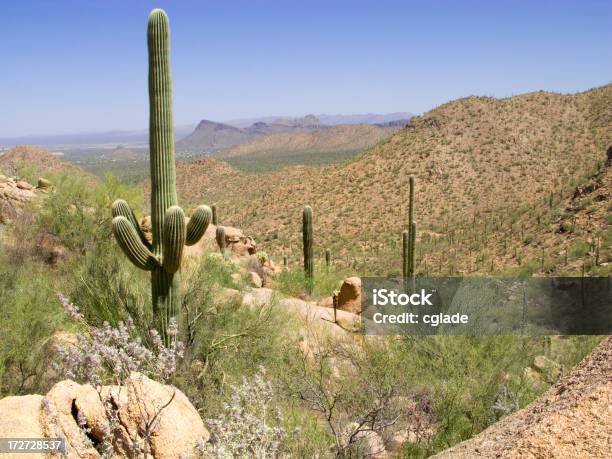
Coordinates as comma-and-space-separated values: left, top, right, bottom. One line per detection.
0, 257, 66, 396
274, 264, 346, 298
569, 240, 590, 259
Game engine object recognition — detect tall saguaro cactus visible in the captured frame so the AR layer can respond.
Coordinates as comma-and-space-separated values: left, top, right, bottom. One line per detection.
111, 9, 212, 341
303, 206, 314, 292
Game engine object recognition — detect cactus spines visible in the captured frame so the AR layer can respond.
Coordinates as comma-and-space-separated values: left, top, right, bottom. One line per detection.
111, 9, 211, 342
325, 248, 331, 268
303, 206, 314, 291
216, 225, 226, 256
212, 204, 218, 226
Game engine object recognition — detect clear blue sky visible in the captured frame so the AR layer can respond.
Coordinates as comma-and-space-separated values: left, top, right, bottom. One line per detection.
1, 0, 610, 137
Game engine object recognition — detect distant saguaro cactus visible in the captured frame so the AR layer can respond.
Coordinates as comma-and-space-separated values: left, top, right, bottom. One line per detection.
402, 230, 409, 279
111, 9, 212, 342
409, 222, 417, 277
408, 175, 415, 234
303, 206, 314, 292
325, 248, 331, 269
212, 204, 218, 225
405, 176, 417, 277
216, 225, 226, 257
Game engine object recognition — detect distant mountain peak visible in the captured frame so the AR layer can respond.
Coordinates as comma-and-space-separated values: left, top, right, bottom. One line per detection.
176, 116, 323, 155
269, 114, 321, 128
195, 119, 241, 131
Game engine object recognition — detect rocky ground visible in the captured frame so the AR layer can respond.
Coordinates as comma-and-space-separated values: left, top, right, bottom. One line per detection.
0, 373, 208, 458
434, 336, 611, 458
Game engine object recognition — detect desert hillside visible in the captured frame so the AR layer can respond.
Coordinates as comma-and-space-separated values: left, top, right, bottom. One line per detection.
215, 124, 396, 159
0, 145, 81, 176
174, 85, 611, 276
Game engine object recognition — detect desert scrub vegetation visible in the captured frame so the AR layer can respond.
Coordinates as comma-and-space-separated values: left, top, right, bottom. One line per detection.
0, 255, 67, 396
273, 262, 348, 299
0, 175, 605, 456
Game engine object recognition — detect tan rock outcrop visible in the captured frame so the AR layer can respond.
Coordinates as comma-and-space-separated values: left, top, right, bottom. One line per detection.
217, 225, 257, 258
335, 277, 363, 314
37, 177, 53, 189
249, 270, 263, 288
0, 373, 209, 459
0, 395, 47, 459
0, 176, 37, 224
433, 336, 612, 458
16, 180, 34, 190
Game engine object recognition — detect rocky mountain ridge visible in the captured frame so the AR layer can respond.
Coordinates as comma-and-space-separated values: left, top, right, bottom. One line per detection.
175, 115, 324, 154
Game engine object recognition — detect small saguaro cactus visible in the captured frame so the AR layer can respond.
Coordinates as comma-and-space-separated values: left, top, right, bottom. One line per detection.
409, 221, 417, 277
111, 9, 212, 342
404, 175, 417, 278
325, 248, 331, 269
402, 230, 409, 279
303, 206, 314, 292
548, 190, 554, 209
408, 175, 415, 235
212, 204, 218, 226
216, 225, 226, 257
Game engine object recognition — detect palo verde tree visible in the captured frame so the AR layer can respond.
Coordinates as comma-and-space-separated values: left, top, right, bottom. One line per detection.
111, 9, 212, 341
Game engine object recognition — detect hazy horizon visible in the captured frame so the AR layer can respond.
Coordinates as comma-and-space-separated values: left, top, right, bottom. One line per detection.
1, 0, 610, 137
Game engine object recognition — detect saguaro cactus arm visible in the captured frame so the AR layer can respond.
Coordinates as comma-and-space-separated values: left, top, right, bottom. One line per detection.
112, 216, 159, 270
186, 205, 212, 245
162, 206, 186, 273
112, 199, 151, 248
